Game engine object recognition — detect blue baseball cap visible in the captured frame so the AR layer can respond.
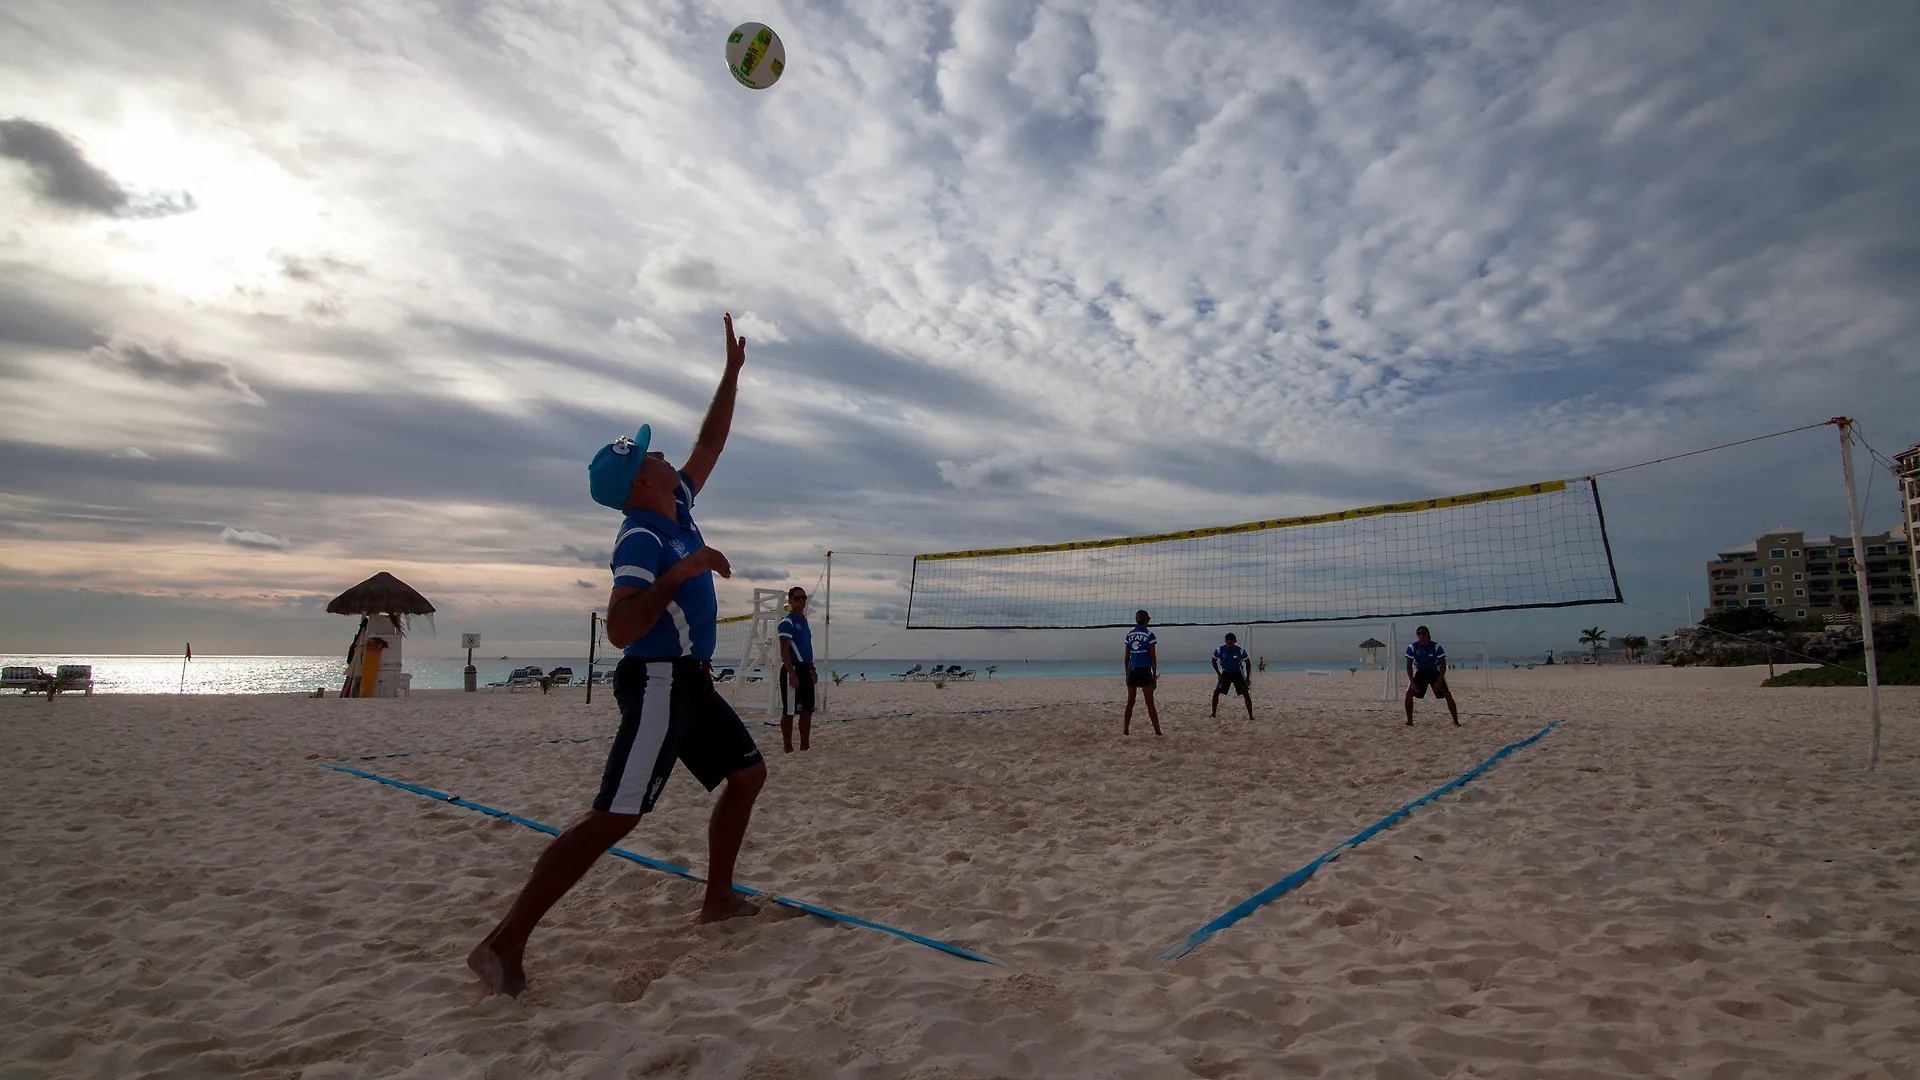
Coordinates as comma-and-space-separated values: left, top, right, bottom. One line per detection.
588, 424, 651, 510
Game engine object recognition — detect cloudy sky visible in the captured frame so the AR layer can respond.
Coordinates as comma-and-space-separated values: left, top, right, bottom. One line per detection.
2, 0, 1917, 660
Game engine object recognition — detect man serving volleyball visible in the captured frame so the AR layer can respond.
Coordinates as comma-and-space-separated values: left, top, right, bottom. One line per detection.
468, 314, 766, 998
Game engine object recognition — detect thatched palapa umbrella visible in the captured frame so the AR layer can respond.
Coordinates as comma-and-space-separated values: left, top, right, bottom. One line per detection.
1358, 637, 1387, 669
328, 572, 435, 697
327, 571, 437, 625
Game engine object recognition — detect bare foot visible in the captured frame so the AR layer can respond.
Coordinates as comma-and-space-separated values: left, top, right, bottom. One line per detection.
696, 894, 760, 924
466, 937, 527, 998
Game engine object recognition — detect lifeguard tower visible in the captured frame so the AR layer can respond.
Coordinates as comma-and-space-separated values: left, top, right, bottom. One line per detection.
725, 588, 790, 715
327, 571, 432, 698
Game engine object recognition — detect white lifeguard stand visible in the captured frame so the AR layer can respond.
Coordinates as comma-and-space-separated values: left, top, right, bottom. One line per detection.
726, 589, 787, 714
347, 614, 412, 698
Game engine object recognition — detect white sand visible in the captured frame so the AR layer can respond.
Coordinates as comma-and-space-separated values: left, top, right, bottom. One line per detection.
2, 666, 1915, 1079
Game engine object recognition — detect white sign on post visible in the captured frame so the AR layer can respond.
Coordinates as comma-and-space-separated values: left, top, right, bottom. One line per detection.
461, 634, 482, 649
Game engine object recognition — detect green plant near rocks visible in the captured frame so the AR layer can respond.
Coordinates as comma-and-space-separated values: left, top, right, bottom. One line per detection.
1764, 615, 1920, 687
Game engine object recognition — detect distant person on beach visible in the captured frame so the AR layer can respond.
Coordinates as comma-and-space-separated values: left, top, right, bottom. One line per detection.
1211, 632, 1254, 720
1122, 609, 1162, 736
1257, 656, 1266, 672
468, 314, 765, 999
779, 586, 817, 753
1403, 625, 1460, 726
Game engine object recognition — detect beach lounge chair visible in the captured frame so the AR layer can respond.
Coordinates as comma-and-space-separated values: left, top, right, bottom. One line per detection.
506, 666, 546, 692
891, 664, 923, 680
548, 667, 574, 685
713, 667, 736, 682
2, 666, 49, 692
55, 665, 94, 696
954, 668, 976, 680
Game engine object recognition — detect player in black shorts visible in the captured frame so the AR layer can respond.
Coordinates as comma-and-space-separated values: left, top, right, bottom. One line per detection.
1121, 609, 1162, 736
1403, 625, 1460, 726
468, 314, 765, 998
1210, 632, 1254, 721
778, 586, 817, 753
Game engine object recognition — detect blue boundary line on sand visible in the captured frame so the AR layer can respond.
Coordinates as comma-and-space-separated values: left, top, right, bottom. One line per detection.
316, 762, 1001, 967
1154, 719, 1565, 962
755, 701, 1113, 728
333, 734, 613, 763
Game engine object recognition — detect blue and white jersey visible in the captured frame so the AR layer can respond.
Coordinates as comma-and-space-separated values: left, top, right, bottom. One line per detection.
611, 470, 717, 660
1405, 640, 1446, 673
777, 612, 814, 664
1213, 644, 1249, 676
1124, 626, 1156, 668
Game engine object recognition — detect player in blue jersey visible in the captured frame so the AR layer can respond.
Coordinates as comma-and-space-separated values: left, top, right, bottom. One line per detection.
469, 314, 766, 998
1211, 632, 1254, 720
1122, 609, 1162, 736
1403, 625, 1460, 726
778, 585, 816, 753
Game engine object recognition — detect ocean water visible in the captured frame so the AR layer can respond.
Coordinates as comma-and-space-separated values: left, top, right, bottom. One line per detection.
1, 653, 1501, 695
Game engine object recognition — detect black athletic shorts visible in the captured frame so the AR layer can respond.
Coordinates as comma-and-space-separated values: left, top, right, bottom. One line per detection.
1409, 670, 1450, 698
594, 657, 763, 816
1215, 671, 1250, 696
1126, 666, 1156, 689
780, 661, 817, 715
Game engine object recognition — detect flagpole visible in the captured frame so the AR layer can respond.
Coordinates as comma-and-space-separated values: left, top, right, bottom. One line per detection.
179, 643, 191, 693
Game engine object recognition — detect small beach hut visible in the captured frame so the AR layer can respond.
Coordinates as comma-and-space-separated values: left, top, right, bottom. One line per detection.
1358, 637, 1387, 670
327, 572, 435, 698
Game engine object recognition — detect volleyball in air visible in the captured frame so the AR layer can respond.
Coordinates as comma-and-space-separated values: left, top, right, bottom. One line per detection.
725, 23, 786, 89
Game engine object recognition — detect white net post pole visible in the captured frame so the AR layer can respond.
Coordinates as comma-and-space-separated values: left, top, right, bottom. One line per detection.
1482, 642, 1491, 690
822, 552, 832, 716
1387, 623, 1398, 701
1836, 418, 1882, 770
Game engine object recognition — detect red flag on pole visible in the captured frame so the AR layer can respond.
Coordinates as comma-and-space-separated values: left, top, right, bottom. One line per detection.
185, 643, 193, 661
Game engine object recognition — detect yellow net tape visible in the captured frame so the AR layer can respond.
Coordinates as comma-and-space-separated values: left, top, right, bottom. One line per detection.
916, 479, 1573, 562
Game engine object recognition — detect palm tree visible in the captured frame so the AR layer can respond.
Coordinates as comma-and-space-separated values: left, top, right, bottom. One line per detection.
986, 665, 999, 679
1579, 627, 1608, 660
1618, 634, 1649, 661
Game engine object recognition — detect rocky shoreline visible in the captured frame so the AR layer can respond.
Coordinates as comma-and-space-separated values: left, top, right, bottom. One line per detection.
1659, 623, 1865, 667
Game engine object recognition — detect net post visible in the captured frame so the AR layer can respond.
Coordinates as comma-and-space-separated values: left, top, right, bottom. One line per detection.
822, 552, 832, 716
1387, 623, 1398, 701
1834, 418, 1883, 770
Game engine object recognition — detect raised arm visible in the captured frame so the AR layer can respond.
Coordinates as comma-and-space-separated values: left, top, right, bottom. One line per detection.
681, 313, 748, 494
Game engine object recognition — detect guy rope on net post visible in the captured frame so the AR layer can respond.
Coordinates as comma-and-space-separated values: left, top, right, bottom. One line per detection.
1831, 417, 1884, 771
